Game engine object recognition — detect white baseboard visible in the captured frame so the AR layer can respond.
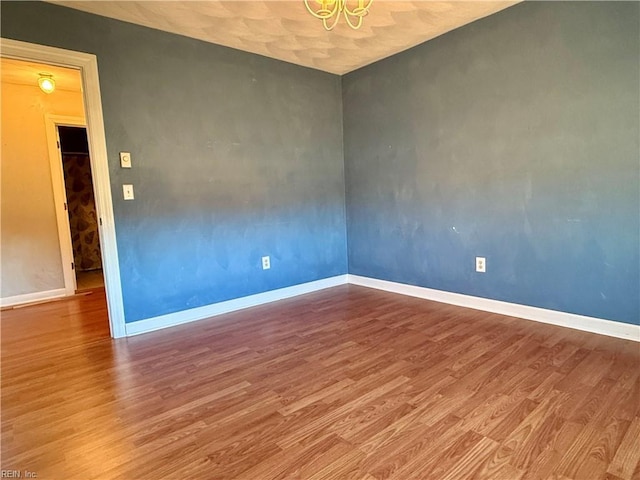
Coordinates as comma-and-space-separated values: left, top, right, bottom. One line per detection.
1, 288, 67, 308
348, 275, 640, 342
125, 275, 348, 336
123, 273, 639, 342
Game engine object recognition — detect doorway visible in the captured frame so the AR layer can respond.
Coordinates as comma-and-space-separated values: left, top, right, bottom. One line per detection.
58, 125, 105, 292
1, 38, 126, 338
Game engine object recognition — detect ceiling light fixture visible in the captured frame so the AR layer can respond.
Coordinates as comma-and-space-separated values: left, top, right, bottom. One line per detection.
38, 73, 56, 94
304, 0, 373, 31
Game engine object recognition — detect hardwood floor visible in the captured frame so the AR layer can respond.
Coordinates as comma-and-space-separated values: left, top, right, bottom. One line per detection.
1, 285, 639, 479
76, 269, 105, 292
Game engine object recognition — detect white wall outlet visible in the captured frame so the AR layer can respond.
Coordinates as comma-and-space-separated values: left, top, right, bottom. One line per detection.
120, 152, 132, 168
123, 184, 135, 200
261, 256, 270, 270
476, 257, 486, 273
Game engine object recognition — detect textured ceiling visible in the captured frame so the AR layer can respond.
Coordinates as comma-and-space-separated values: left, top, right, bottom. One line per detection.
49, 1, 519, 74
1, 57, 82, 93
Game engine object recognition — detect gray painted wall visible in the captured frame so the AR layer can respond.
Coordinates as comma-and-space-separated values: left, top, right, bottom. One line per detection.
1, 1, 347, 322
343, 1, 639, 324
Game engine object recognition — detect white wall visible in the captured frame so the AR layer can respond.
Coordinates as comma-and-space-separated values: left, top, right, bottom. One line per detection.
1, 81, 85, 298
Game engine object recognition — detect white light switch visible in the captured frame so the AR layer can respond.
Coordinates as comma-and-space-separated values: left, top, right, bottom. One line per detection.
120, 152, 132, 168
123, 184, 135, 200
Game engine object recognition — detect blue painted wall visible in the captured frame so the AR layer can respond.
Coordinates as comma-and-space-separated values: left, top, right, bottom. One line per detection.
343, 2, 639, 324
3, 1, 638, 326
1, 1, 347, 322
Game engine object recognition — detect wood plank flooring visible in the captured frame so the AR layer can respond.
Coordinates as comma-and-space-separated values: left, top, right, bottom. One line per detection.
1, 285, 639, 479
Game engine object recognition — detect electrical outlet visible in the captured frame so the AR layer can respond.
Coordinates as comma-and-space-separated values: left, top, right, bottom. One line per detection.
262, 256, 270, 270
476, 257, 486, 273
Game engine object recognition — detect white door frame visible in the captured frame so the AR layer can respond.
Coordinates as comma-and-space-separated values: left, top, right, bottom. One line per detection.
1, 38, 126, 338
45, 114, 85, 296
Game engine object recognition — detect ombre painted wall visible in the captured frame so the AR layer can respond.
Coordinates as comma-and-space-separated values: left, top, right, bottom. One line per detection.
343, 2, 640, 325
1, 1, 347, 322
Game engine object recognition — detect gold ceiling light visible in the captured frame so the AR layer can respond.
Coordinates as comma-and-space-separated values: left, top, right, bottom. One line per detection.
304, 0, 373, 31
38, 73, 56, 94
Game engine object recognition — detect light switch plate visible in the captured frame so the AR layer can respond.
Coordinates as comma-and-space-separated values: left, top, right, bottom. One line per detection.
120, 152, 132, 168
123, 184, 134, 200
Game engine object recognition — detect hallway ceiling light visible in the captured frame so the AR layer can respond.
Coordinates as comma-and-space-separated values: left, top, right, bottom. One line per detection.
38, 73, 56, 94
304, 0, 373, 31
